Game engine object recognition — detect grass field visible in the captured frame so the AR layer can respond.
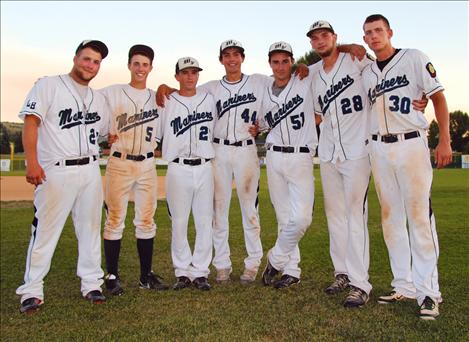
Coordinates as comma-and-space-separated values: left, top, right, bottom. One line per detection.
1, 169, 468, 341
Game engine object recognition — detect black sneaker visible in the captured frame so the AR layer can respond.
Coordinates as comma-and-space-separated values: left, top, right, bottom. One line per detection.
193, 277, 211, 291
343, 286, 369, 308
173, 276, 192, 290
262, 261, 279, 286
19, 297, 43, 314
104, 274, 124, 296
325, 274, 350, 295
84, 290, 106, 304
273, 274, 300, 289
139, 272, 169, 291
419, 296, 439, 320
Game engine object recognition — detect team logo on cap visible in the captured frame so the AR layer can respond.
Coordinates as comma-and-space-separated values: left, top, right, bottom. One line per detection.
184, 58, 194, 65
426, 62, 437, 78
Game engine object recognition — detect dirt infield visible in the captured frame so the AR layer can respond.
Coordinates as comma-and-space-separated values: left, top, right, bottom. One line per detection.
0, 176, 167, 201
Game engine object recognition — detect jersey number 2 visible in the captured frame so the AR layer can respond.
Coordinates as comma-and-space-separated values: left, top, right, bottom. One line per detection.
199, 126, 208, 141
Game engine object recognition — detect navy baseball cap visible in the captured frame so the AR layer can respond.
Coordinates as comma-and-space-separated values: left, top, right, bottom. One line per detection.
306, 20, 335, 37
128, 44, 154, 62
76, 40, 108, 59
175, 57, 203, 73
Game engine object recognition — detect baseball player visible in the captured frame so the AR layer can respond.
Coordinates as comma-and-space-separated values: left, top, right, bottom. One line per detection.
16, 40, 110, 313
156, 57, 216, 291
100, 45, 168, 296
259, 42, 318, 289
307, 20, 373, 307
157, 40, 275, 285
362, 14, 452, 320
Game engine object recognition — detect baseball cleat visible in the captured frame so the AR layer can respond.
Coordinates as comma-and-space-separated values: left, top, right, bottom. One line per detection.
240, 267, 258, 285
343, 286, 369, 308
139, 271, 169, 291
377, 291, 410, 304
262, 260, 280, 286
173, 276, 192, 290
104, 273, 124, 296
273, 274, 300, 289
193, 277, 211, 291
324, 274, 350, 295
19, 297, 43, 314
84, 290, 106, 304
419, 296, 439, 320
215, 268, 232, 284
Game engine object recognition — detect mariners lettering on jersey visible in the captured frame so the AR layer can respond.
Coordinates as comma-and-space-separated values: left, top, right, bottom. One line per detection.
265, 94, 303, 129
58, 109, 101, 129
367, 74, 410, 105
116, 109, 159, 133
318, 75, 354, 114
171, 111, 213, 136
216, 93, 256, 118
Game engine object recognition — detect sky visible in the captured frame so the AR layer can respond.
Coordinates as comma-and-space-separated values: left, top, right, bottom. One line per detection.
1, 1, 468, 123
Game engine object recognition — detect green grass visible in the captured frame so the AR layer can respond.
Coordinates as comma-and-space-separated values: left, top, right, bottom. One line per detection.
1, 169, 468, 341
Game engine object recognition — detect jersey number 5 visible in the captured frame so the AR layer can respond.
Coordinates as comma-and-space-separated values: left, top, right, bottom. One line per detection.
145, 127, 153, 142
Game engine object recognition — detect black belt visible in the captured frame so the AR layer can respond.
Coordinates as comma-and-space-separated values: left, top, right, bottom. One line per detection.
172, 158, 211, 166
113, 151, 154, 161
213, 138, 254, 147
55, 155, 97, 166
372, 131, 420, 143
269, 145, 310, 153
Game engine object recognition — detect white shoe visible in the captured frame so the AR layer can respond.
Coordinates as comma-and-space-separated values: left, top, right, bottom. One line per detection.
216, 268, 232, 284
419, 296, 439, 320
240, 268, 258, 284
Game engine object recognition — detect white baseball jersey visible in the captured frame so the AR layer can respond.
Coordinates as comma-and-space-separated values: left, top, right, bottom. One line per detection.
100, 84, 159, 155
362, 49, 444, 135
200, 74, 271, 142
312, 53, 372, 162
156, 91, 216, 161
363, 48, 443, 304
260, 74, 318, 149
19, 74, 110, 168
16, 74, 108, 303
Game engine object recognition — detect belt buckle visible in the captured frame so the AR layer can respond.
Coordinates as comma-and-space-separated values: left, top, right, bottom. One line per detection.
77, 157, 89, 165
135, 155, 145, 161
284, 146, 294, 153
382, 134, 398, 143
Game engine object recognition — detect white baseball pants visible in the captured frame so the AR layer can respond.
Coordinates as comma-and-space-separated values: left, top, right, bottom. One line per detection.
370, 134, 441, 304
166, 161, 213, 280
103, 156, 157, 240
266, 151, 314, 278
320, 156, 371, 294
16, 161, 104, 302
212, 144, 263, 271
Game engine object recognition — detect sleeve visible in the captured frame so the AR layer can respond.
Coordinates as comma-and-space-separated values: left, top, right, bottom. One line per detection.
311, 83, 323, 116
252, 73, 274, 88
355, 54, 374, 72
99, 100, 112, 136
198, 80, 218, 95
155, 105, 165, 143
18, 77, 51, 122
413, 49, 444, 97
